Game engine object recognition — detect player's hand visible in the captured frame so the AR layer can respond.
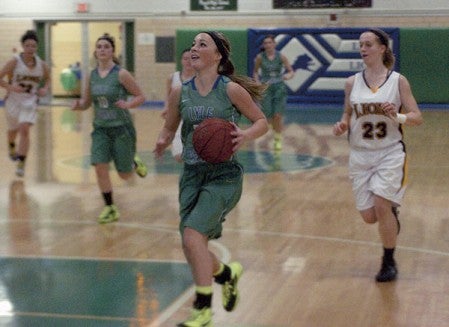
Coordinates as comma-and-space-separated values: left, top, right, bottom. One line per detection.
114, 100, 129, 109
381, 102, 397, 119
9, 84, 25, 93
37, 87, 48, 97
333, 121, 348, 136
72, 99, 84, 111
153, 140, 168, 159
230, 123, 245, 152
153, 129, 174, 159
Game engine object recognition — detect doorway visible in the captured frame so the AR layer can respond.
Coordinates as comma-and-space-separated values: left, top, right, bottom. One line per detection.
36, 21, 134, 98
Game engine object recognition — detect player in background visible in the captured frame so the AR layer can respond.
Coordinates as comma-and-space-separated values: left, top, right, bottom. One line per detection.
0, 30, 51, 177
333, 28, 423, 282
153, 31, 268, 326
72, 33, 147, 224
161, 48, 195, 162
253, 34, 294, 151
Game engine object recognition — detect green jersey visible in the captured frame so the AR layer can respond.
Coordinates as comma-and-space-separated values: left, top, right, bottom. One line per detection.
180, 75, 241, 165
90, 65, 132, 127
259, 51, 284, 84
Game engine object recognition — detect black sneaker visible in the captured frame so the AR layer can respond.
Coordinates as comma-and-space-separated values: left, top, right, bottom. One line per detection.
392, 207, 400, 235
375, 258, 397, 282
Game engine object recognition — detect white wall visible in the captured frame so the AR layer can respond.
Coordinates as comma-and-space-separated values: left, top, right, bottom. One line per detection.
1, 0, 449, 18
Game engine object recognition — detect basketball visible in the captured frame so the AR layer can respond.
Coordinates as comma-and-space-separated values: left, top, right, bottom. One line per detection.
193, 118, 235, 163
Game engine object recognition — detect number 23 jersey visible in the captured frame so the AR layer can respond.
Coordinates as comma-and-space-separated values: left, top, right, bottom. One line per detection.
349, 70, 403, 150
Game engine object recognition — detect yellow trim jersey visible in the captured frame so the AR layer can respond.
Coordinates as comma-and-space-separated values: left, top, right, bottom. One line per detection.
8, 53, 44, 104
349, 71, 403, 150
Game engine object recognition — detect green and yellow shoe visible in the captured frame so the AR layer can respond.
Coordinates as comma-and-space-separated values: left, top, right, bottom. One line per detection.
177, 307, 213, 327
274, 137, 282, 151
98, 204, 120, 224
134, 154, 148, 178
9, 144, 17, 161
15, 161, 25, 177
222, 261, 243, 312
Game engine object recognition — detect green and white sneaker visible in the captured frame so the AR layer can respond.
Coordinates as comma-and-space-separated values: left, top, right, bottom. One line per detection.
222, 261, 243, 312
177, 307, 213, 327
98, 204, 120, 224
274, 137, 282, 151
16, 161, 25, 177
134, 154, 147, 178
9, 144, 17, 161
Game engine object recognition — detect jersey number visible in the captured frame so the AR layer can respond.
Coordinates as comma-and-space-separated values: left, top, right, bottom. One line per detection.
97, 96, 109, 108
19, 83, 33, 93
362, 122, 387, 139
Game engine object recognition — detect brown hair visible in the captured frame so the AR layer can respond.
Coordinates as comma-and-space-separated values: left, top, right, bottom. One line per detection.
21, 30, 38, 44
203, 31, 267, 102
367, 28, 395, 70
95, 33, 120, 65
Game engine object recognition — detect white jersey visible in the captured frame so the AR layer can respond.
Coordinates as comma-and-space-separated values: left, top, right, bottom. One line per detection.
349, 71, 403, 150
170, 71, 184, 159
171, 71, 182, 88
7, 53, 44, 104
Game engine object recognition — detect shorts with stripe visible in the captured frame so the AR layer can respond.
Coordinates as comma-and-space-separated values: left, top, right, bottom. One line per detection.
349, 142, 407, 211
261, 82, 287, 119
90, 124, 136, 173
179, 160, 243, 239
5, 96, 38, 130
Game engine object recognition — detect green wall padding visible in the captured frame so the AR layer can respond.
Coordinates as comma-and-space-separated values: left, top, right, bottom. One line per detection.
400, 28, 449, 104
125, 22, 135, 73
175, 29, 247, 76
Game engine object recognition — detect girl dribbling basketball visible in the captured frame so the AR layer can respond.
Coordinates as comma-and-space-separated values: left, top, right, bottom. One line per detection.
153, 31, 268, 326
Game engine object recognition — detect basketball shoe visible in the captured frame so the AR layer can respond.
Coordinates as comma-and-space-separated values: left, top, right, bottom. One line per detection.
134, 155, 147, 178
222, 261, 243, 312
274, 134, 282, 151
177, 307, 213, 327
375, 257, 397, 282
98, 204, 120, 224
16, 161, 25, 177
9, 144, 17, 161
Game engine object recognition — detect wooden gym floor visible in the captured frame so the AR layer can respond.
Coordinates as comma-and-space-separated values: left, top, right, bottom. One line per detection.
0, 104, 448, 327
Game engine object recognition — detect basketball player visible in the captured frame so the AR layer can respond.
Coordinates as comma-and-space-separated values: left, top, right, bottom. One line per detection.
0, 30, 51, 177
161, 48, 195, 162
253, 34, 294, 151
154, 31, 268, 326
333, 28, 423, 282
72, 34, 147, 224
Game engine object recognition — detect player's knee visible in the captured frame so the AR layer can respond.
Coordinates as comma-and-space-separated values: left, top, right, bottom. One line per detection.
360, 210, 377, 224
182, 227, 205, 253
118, 171, 132, 180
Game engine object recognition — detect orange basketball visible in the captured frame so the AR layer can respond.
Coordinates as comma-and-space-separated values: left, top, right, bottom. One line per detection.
193, 118, 235, 163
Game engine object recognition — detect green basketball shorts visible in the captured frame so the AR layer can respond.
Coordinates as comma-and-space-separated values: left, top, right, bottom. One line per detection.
179, 160, 244, 239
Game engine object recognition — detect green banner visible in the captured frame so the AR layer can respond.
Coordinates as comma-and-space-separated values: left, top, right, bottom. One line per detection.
191, 0, 237, 11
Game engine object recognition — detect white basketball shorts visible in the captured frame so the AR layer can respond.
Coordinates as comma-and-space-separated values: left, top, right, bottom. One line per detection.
349, 142, 407, 211
5, 96, 38, 130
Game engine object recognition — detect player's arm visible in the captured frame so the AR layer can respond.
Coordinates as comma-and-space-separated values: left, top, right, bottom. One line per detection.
333, 75, 354, 136
72, 74, 92, 111
161, 73, 174, 118
227, 81, 268, 151
0, 58, 21, 92
116, 68, 145, 109
281, 54, 294, 81
252, 55, 262, 84
397, 74, 423, 126
153, 85, 181, 158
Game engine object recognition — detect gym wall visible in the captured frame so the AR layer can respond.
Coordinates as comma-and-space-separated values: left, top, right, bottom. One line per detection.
1, 14, 449, 105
